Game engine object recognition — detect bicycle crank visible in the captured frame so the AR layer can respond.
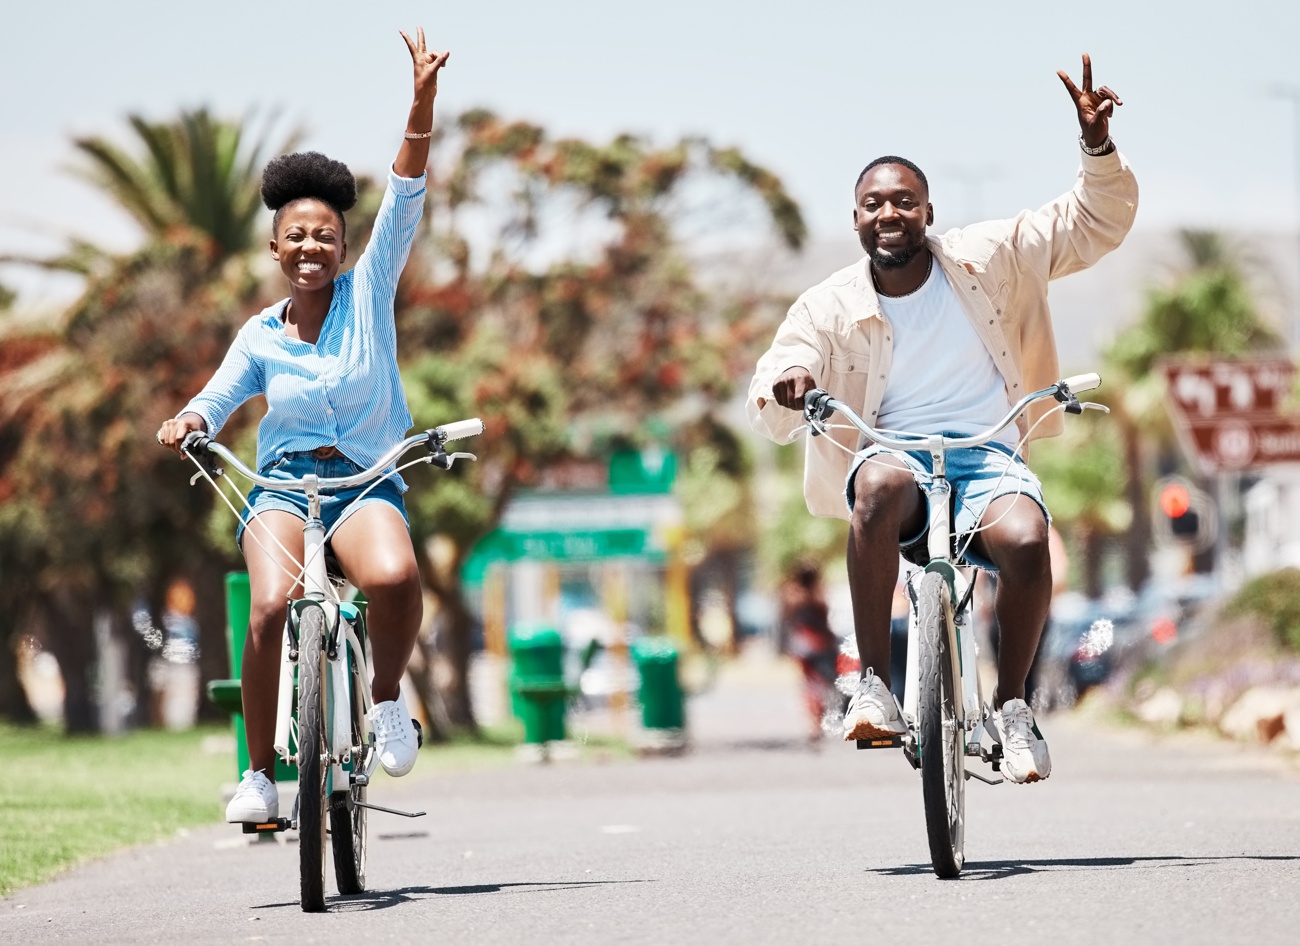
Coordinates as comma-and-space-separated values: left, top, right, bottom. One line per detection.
351, 800, 427, 819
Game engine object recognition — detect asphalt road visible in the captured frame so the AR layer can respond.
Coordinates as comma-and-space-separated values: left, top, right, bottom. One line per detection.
4, 653, 1299, 946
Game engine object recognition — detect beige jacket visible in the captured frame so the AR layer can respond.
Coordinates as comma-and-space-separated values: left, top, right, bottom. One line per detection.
748, 147, 1138, 521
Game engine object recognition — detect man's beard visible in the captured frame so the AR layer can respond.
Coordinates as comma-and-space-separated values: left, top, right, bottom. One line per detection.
861, 231, 924, 270
869, 244, 922, 270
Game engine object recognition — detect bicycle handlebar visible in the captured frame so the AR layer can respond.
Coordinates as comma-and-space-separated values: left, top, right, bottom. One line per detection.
181, 418, 484, 491
802, 375, 1103, 451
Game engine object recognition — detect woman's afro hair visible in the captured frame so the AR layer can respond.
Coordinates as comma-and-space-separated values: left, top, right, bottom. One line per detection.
261, 151, 357, 232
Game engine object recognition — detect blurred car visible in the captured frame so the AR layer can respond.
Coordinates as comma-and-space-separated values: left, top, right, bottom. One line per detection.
1036, 590, 1134, 708
1038, 576, 1221, 708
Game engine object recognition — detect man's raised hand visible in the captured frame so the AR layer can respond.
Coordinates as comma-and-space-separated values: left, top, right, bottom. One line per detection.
1057, 53, 1122, 151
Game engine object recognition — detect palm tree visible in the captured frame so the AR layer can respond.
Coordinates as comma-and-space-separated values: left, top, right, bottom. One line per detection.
0, 108, 293, 730
72, 109, 295, 266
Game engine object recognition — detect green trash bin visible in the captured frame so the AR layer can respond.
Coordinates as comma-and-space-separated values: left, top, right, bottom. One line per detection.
206, 571, 298, 782
507, 624, 568, 744
631, 636, 686, 748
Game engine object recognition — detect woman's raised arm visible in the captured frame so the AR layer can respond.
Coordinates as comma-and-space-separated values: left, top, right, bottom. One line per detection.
393, 27, 449, 179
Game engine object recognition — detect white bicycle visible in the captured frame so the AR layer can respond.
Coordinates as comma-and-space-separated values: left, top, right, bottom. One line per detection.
181, 419, 483, 911
802, 374, 1106, 878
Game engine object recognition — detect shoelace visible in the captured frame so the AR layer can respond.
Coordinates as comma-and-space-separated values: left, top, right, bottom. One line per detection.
1001, 703, 1035, 751
371, 703, 406, 739
236, 769, 271, 798
855, 668, 880, 698
850, 672, 889, 712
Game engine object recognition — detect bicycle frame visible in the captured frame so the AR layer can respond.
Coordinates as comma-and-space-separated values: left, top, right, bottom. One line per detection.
183, 422, 483, 786
805, 373, 1104, 738
269, 488, 371, 793
894, 438, 981, 736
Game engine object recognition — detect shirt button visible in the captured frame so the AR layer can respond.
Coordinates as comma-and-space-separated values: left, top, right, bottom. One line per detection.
326, 408, 334, 415
970, 285, 977, 291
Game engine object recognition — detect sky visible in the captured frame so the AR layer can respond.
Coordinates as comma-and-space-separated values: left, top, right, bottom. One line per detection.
4, 0, 1300, 313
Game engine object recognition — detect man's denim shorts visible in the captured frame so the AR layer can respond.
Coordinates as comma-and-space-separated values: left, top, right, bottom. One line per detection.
845, 438, 1049, 572
235, 450, 410, 551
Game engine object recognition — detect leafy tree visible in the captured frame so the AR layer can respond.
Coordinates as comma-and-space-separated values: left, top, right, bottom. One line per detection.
0, 109, 289, 730
394, 111, 805, 729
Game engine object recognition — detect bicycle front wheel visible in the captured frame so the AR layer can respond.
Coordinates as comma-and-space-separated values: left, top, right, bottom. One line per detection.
330, 622, 367, 895
296, 604, 329, 912
916, 570, 965, 878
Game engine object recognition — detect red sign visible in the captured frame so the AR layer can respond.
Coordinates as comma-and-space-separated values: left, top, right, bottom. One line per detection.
1164, 357, 1294, 417
1162, 357, 1300, 473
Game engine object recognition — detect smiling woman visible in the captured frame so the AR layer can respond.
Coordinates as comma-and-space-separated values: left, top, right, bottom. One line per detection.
261, 151, 357, 342
153, 27, 451, 826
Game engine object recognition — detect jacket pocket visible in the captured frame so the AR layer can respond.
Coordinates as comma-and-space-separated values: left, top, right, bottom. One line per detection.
827, 351, 869, 408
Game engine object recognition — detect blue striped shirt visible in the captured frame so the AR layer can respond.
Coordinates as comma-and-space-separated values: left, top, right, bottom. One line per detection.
182, 170, 426, 484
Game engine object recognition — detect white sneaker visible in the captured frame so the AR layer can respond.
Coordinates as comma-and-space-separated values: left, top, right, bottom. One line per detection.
367, 698, 419, 777
225, 769, 278, 823
842, 671, 907, 741
986, 698, 1052, 783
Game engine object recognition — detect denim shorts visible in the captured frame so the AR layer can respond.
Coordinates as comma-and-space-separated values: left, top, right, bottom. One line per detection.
235, 451, 410, 550
845, 438, 1049, 572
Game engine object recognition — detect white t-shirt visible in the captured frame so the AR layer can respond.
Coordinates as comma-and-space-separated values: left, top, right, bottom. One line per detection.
875, 260, 1015, 447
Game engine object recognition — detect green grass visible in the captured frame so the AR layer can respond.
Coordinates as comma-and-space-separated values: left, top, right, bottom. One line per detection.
0, 724, 233, 897
0, 719, 625, 896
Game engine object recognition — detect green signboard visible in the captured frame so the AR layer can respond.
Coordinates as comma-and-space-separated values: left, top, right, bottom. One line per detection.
463, 527, 661, 583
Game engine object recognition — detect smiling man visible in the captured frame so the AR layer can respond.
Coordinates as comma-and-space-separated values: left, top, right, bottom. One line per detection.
748, 55, 1137, 783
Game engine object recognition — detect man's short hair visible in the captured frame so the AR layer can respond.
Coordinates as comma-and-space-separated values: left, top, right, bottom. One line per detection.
855, 156, 929, 196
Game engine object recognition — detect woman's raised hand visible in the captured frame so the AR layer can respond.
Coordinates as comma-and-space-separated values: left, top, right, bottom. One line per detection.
400, 27, 449, 100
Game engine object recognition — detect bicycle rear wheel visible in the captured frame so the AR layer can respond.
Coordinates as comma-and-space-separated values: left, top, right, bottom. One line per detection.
330, 619, 367, 895
916, 570, 965, 878
296, 604, 329, 912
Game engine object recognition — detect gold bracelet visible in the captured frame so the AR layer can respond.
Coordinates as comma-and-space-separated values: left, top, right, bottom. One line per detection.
404, 130, 433, 140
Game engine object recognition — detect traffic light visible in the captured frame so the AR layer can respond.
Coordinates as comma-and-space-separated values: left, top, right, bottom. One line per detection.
1157, 481, 1199, 539
1153, 476, 1217, 551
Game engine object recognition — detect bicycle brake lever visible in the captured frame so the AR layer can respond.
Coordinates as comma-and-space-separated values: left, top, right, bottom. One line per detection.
181, 432, 224, 482
428, 450, 478, 470
1081, 401, 1110, 414
803, 388, 832, 436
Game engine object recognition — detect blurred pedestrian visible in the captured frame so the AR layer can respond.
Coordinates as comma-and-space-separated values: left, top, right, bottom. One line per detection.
778, 562, 839, 742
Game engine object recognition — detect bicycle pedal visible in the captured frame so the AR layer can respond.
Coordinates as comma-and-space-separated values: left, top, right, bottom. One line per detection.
412, 718, 424, 749
856, 735, 904, 750
980, 743, 1003, 772
241, 818, 292, 834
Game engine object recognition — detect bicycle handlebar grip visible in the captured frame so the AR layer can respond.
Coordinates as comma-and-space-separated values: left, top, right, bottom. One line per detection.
180, 431, 211, 454
437, 418, 485, 442
803, 388, 831, 417
1060, 372, 1101, 393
